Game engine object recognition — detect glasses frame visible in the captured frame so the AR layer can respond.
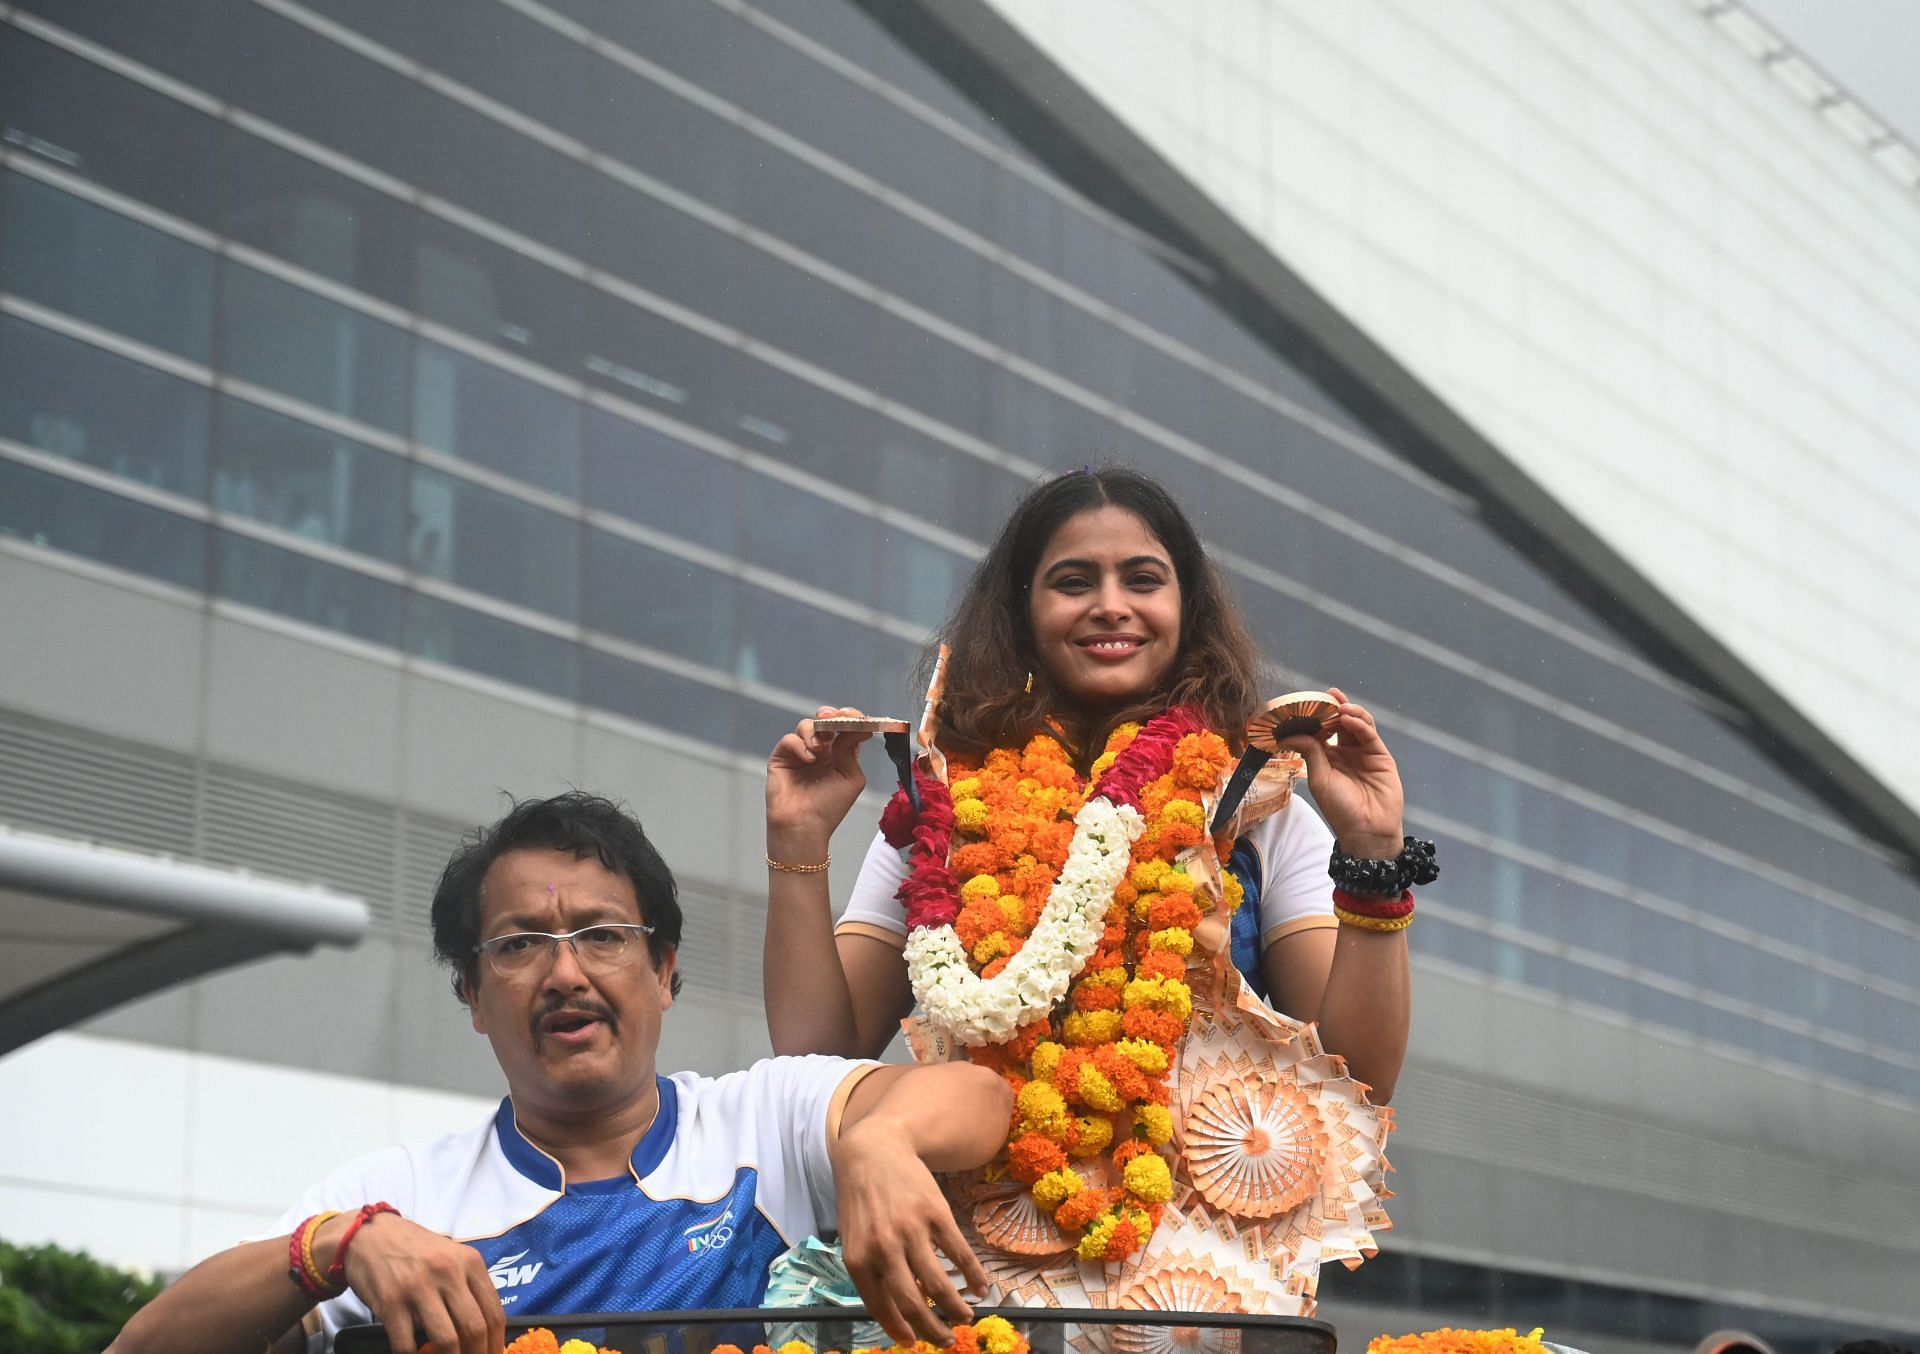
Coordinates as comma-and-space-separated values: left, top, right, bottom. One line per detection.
473, 922, 657, 977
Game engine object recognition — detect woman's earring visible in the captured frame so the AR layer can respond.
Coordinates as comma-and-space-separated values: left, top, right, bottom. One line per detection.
1024, 671, 1035, 694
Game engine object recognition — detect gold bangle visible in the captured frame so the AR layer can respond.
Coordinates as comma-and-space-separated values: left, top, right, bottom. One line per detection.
766, 854, 831, 874
1333, 906, 1414, 933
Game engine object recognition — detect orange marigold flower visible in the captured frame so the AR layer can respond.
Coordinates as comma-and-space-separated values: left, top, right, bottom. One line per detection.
1006, 1131, 1067, 1182
1072, 980, 1121, 1011
1158, 820, 1203, 851
951, 841, 1009, 877
1102, 1217, 1143, 1260
1054, 1185, 1115, 1230
1136, 950, 1186, 983
1113, 880, 1138, 909
1147, 893, 1202, 931
981, 956, 1010, 979
1123, 1008, 1187, 1047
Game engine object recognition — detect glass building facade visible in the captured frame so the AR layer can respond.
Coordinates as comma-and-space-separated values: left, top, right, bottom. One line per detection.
2, 0, 1917, 1347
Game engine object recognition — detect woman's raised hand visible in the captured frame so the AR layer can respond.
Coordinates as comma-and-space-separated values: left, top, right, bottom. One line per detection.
1279, 686, 1405, 859
767, 705, 872, 852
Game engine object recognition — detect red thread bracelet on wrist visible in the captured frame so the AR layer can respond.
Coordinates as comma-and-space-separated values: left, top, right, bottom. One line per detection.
323, 1201, 401, 1289
1332, 887, 1415, 918
287, 1211, 341, 1300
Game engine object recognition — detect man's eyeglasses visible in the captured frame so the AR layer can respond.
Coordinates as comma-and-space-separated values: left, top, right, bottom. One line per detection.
473, 923, 656, 978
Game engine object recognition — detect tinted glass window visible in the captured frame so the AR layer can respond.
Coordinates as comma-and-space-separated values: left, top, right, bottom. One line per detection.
406, 594, 575, 701
412, 343, 583, 497
582, 647, 739, 752
584, 530, 734, 670
408, 468, 579, 619
0, 31, 223, 226
413, 216, 588, 379
738, 474, 877, 603
223, 128, 415, 308
221, 262, 409, 433
585, 410, 738, 552
583, 282, 735, 437
223, 5, 425, 185
214, 398, 407, 563
0, 315, 210, 497
1, 174, 214, 363
0, 458, 206, 590
214, 531, 404, 647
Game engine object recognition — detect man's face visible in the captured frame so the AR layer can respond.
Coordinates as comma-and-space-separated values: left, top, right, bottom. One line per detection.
464, 847, 675, 1119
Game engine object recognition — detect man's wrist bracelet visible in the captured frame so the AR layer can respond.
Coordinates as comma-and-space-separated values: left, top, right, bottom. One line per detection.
288, 1211, 342, 1300
322, 1201, 400, 1290
1328, 836, 1438, 896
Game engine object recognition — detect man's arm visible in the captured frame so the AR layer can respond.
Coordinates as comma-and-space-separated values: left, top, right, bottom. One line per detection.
108, 1212, 504, 1354
830, 1061, 1012, 1347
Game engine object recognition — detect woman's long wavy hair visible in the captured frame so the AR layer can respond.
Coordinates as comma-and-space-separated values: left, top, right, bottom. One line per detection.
923, 466, 1265, 767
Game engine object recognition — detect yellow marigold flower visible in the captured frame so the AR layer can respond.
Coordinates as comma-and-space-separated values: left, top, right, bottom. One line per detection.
973, 932, 1012, 965
1063, 1009, 1124, 1045
953, 799, 990, 833
950, 777, 982, 801
779, 1342, 815, 1354
1130, 859, 1172, 892
1134, 1103, 1174, 1145
559, 1343, 604, 1354
1149, 926, 1194, 956
1077, 1061, 1124, 1112
1030, 1040, 1065, 1080
977, 1316, 1023, 1354
1222, 870, 1245, 913
1115, 1038, 1168, 1075
1075, 1213, 1119, 1261
1132, 890, 1159, 922
961, 873, 1001, 902
1160, 798, 1205, 829
1121, 1152, 1174, 1204
1164, 867, 1192, 893
997, 895, 1026, 929
1069, 1114, 1113, 1156
1123, 976, 1193, 1020
1083, 965, 1127, 988
1016, 1080, 1070, 1137
1031, 1166, 1083, 1208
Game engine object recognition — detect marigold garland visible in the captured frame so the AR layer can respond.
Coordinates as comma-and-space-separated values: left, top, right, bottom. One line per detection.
883, 707, 1238, 1263
1367, 1330, 1550, 1354
712, 1314, 1029, 1354
497, 1332, 617, 1354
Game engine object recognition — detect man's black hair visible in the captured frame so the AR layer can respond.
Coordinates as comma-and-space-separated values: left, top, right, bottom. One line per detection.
431, 790, 684, 1003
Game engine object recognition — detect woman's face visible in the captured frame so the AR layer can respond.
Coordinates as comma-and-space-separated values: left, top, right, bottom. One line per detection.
1027, 505, 1183, 712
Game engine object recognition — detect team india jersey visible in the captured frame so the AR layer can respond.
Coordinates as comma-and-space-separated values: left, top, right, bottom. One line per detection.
269, 1056, 877, 1347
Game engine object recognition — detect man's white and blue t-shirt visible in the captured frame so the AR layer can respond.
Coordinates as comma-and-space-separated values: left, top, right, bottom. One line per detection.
271, 1056, 877, 1344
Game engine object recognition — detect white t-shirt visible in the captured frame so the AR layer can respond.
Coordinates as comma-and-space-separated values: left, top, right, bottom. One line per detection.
835, 793, 1336, 951
267, 1057, 878, 1348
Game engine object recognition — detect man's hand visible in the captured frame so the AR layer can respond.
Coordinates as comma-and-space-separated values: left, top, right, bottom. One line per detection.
327, 1213, 504, 1354
833, 1118, 990, 1345
831, 1062, 1009, 1345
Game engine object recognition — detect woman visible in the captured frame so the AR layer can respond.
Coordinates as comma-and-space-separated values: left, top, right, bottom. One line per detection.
763, 466, 1414, 1101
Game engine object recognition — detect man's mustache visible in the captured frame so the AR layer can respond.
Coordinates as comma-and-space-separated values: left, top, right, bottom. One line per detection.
530, 997, 618, 1041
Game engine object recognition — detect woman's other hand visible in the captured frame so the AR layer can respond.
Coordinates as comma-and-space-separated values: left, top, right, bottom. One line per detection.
767, 705, 871, 854
1281, 686, 1404, 858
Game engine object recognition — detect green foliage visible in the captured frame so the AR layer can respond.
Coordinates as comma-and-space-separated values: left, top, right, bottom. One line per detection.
0, 1237, 165, 1354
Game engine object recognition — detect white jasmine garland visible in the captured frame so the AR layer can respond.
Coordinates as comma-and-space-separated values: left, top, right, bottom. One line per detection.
905, 798, 1146, 1045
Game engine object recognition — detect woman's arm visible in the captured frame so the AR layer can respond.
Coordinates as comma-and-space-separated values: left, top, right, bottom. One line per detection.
763, 709, 916, 1058
1262, 923, 1410, 1102
1261, 686, 1413, 1102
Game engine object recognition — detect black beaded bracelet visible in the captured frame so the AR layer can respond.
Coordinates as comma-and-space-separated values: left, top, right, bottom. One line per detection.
1328, 836, 1439, 896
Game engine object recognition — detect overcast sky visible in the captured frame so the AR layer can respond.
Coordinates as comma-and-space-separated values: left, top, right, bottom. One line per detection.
1741, 0, 1920, 146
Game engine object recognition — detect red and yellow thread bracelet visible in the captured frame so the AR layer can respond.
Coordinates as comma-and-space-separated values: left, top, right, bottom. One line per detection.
288, 1211, 341, 1300
323, 1201, 401, 1289
1333, 887, 1415, 931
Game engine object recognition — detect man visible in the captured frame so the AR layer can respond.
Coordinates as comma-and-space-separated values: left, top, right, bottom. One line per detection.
110, 788, 1008, 1354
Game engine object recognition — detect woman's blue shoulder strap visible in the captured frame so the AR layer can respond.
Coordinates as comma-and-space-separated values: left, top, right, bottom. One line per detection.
1227, 836, 1268, 1001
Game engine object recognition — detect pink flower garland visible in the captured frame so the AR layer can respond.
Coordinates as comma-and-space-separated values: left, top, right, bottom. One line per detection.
882, 706, 1205, 933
